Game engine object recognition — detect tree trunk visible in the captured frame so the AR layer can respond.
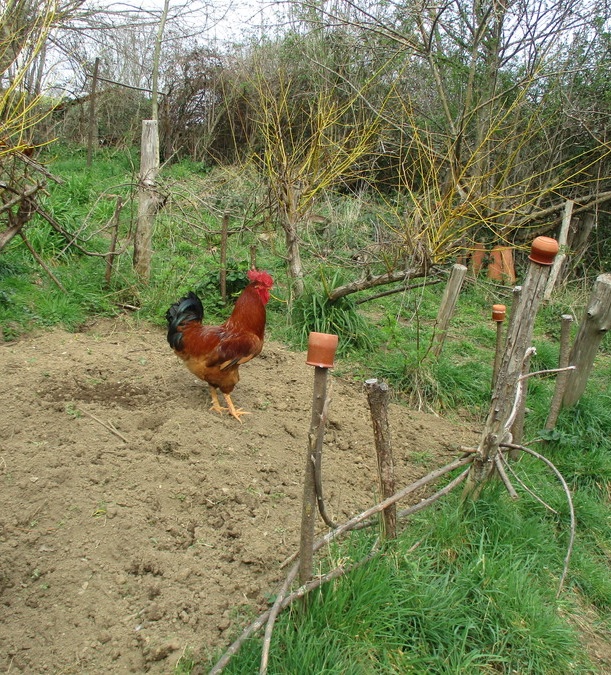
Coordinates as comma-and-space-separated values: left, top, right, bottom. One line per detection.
281, 212, 305, 298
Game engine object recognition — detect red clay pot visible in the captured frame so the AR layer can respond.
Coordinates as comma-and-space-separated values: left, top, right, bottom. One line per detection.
529, 236, 559, 265
306, 332, 339, 368
492, 304, 506, 322
487, 246, 516, 284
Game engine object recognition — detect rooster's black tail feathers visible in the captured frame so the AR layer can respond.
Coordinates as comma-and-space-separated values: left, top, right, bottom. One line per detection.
165, 292, 203, 351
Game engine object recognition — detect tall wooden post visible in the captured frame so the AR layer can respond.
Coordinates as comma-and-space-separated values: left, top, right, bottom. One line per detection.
544, 200, 573, 301
133, 120, 160, 282
545, 314, 574, 429
464, 237, 558, 498
86, 57, 99, 167
562, 274, 611, 408
220, 213, 229, 304
432, 263, 467, 357
492, 304, 506, 389
299, 333, 338, 586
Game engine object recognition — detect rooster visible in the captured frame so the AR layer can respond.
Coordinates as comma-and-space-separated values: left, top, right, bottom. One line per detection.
166, 269, 273, 422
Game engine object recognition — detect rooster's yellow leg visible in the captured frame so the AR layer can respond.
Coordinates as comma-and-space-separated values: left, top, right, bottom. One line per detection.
209, 386, 228, 414
222, 393, 251, 423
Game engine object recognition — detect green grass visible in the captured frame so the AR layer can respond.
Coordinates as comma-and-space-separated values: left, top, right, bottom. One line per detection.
200, 483, 599, 673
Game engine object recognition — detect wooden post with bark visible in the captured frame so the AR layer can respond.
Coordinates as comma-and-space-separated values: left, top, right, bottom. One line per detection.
86, 57, 99, 167
464, 238, 558, 499
545, 314, 574, 429
492, 304, 506, 389
220, 213, 229, 304
299, 333, 337, 587
299, 367, 328, 586
365, 379, 396, 540
104, 196, 123, 288
432, 263, 467, 357
544, 199, 573, 301
133, 120, 160, 282
562, 274, 611, 408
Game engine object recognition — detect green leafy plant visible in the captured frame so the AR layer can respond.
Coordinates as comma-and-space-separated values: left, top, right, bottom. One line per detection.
290, 273, 374, 355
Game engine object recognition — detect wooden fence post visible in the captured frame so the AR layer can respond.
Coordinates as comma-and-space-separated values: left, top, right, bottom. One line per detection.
492, 304, 506, 389
544, 199, 573, 301
86, 57, 99, 167
432, 263, 467, 357
220, 213, 229, 304
464, 237, 558, 499
562, 274, 611, 408
545, 314, 574, 429
299, 333, 338, 586
365, 379, 396, 540
133, 120, 159, 283
104, 196, 123, 288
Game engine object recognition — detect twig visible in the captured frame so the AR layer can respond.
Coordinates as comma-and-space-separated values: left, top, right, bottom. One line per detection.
259, 562, 300, 675
396, 468, 470, 519
494, 453, 519, 499
505, 347, 537, 434
500, 456, 559, 514
218, 540, 386, 675
19, 232, 67, 292
77, 407, 129, 444
519, 365, 576, 381
501, 442, 575, 596
313, 391, 337, 529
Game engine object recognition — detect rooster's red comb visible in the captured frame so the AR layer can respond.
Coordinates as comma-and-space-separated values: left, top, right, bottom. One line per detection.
247, 269, 273, 288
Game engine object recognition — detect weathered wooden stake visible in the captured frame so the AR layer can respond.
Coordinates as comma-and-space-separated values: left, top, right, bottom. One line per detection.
299, 367, 328, 586
506, 285, 522, 337
508, 348, 533, 455
492, 304, 506, 389
544, 200, 573, 301
432, 263, 467, 357
545, 314, 574, 429
299, 333, 338, 587
562, 274, 611, 408
365, 379, 396, 540
220, 213, 229, 304
133, 120, 160, 283
464, 237, 558, 499
86, 57, 99, 167
104, 196, 123, 288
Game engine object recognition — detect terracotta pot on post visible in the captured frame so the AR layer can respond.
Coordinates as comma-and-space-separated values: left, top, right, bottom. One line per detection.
306, 332, 339, 368
491, 304, 506, 388
300, 331, 339, 587
529, 236, 559, 265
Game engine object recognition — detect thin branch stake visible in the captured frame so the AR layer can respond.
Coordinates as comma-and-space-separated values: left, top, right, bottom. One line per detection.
494, 453, 519, 499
